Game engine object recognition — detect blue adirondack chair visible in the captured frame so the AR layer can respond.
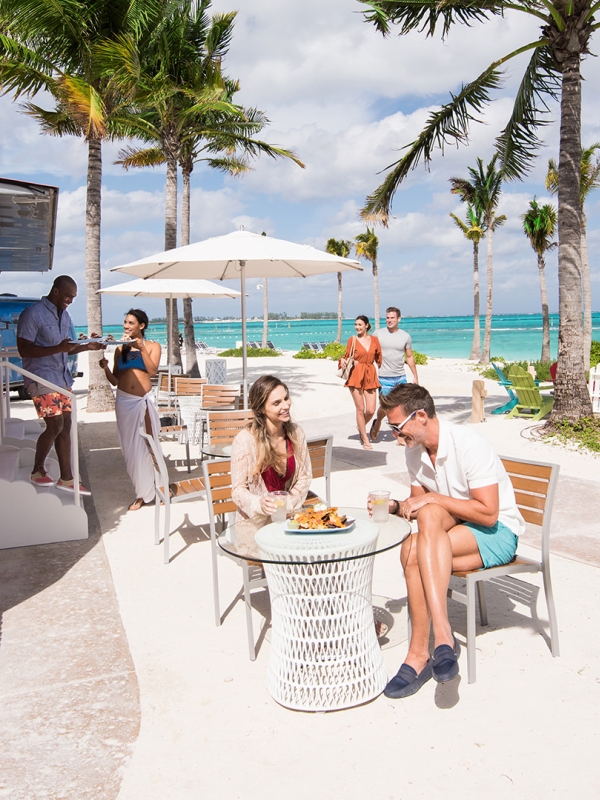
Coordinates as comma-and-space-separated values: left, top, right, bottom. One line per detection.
491, 362, 518, 415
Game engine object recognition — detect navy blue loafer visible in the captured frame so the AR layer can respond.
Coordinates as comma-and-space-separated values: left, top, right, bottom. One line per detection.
432, 637, 460, 683
383, 659, 433, 699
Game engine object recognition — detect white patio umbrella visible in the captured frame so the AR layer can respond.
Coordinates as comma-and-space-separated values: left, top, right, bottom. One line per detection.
110, 230, 363, 406
98, 277, 241, 381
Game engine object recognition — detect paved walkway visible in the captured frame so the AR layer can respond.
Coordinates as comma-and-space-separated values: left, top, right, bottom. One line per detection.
1, 358, 599, 799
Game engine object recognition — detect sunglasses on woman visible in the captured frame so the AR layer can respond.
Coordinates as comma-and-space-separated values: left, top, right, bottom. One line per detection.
387, 408, 423, 437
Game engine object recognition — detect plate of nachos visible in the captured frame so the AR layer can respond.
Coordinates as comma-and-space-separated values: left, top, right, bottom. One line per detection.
285, 507, 355, 534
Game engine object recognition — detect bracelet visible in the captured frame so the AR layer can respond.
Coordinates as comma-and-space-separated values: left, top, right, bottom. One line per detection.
391, 499, 400, 516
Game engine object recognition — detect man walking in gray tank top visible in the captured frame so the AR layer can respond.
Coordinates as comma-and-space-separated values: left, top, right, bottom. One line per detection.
369, 307, 419, 442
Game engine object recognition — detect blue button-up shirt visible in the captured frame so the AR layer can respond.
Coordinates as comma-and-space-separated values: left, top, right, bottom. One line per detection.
17, 296, 74, 392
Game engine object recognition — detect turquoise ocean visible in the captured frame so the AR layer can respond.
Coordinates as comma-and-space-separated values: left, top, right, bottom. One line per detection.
78, 313, 600, 362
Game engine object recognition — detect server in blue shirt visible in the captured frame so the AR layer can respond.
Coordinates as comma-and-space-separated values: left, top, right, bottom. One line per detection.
17, 275, 105, 493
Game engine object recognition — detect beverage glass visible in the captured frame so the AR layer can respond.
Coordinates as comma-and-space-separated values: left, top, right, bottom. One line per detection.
369, 490, 390, 523
269, 491, 288, 523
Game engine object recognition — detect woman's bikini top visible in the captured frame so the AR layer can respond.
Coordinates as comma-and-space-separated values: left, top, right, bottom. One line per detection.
117, 348, 147, 372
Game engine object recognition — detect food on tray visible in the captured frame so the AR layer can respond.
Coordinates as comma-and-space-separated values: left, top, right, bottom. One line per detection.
292, 507, 349, 530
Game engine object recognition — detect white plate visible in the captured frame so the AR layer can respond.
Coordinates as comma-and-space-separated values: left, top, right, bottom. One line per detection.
284, 517, 356, 534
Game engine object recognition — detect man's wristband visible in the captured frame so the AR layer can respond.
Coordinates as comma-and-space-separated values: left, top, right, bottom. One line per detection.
391, 499, 400, 516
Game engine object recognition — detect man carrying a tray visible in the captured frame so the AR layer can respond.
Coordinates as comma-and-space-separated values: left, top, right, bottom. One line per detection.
378, 382, 524, 697
17, 275, 105, 494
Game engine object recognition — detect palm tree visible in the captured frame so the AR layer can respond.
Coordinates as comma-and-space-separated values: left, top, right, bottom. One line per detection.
360, 0, 595, 420
450, 157, 506, 363
325, 238, 352, 342
449, 205, 486, 360
546, 143, 600, 369
354, 229, 381, 329
0, 0, 164, 411
108, 2, 303, 368
522, 198, 558, 363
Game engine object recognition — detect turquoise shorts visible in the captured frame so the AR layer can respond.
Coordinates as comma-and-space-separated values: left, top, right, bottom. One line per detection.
379, 375, 407, 396
462, 521, 518, 569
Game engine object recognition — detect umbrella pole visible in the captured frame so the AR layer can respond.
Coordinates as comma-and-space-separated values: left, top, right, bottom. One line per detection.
168, 293, 172, 388
240, 261, 248, 409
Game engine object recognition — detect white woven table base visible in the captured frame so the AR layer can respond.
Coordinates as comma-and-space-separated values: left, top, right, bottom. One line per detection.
261, 548, 387, 711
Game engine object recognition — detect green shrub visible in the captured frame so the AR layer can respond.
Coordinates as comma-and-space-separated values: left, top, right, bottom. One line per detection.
293, 348, 326, 359
218, 347, 280, 357
322, 341, 346, 360
590, 340, 600, 369
478, 359, 552, 382
412, 350, 428, 366
549, 417, 600, 453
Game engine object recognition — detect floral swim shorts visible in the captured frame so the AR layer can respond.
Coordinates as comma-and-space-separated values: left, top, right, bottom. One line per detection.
32, 391, 72, 418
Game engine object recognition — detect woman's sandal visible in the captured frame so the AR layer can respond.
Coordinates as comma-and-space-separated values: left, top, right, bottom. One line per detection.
128, 498, 146, 511
362, 441, 373, 450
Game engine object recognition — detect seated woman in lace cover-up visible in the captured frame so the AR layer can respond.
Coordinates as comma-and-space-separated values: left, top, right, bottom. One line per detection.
231, 375, 312, 557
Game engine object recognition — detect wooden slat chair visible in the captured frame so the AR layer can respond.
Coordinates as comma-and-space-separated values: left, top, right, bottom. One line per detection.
155, 371, 177, 410
201, 383, 242, 409
201, 459, 268, 660
305, 435, 333, 506
448, 456, 560, 683
175, 376, 206, 396
205, 410, 254, 451
158, 422, 191, 473
140, 428, 205, 564
506, 365, 554, 421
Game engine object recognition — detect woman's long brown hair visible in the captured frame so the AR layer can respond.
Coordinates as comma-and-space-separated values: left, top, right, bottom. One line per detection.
247, 375, 301, 476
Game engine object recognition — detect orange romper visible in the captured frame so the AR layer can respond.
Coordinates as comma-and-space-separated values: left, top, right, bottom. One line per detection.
341, 335, 382, 390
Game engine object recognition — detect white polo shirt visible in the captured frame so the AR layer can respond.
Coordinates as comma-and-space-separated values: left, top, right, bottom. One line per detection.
405, 421, 525, 536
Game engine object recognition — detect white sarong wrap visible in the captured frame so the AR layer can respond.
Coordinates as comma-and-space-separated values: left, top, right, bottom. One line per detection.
116, 388, 161, 503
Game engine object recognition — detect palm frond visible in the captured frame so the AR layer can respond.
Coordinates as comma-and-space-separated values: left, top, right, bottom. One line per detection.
21, 101, 82, 136
115, 145, 165, 169
203, 155, 251, 175
546, 156, 559, 194
495, 43, 561, 180
361, 65, 503, 223
56, 74, 106, 138
359, 0, 502, 40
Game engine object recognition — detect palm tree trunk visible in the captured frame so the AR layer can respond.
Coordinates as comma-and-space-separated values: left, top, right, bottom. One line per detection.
581, 214, 592, 371
181, 164, 200, 377
336, 272, 343, 343
262, 279, 269, 348
480, 229, 493, 363
552, 53, 593, 420
372, 261, 380, 330
85, 137, 114, 413
538, 253, 551, 363
164, 150, 182, 368
470, 240, 481, 360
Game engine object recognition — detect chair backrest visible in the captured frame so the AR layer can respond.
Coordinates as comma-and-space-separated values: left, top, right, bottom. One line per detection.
491, 362, 510, 385
306, 434, 333, 506
140, 428, 169, 495
206, 410, 254, 447
201, 383, 241, 409
507, 365, 542, 405
157, 372, 176, 394
175, 376, 206, 396
501, 456, 560, 563
202, 459, 237, 526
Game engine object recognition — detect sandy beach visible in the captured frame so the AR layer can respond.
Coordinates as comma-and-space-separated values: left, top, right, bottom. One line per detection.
1, 353, 599, 799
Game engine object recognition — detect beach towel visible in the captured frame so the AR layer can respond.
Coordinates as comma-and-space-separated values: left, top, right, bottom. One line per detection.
116, 388, 161, 504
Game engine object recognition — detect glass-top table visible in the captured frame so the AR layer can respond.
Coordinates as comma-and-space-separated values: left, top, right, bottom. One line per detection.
217, 506, 410, 565
201, 442, 232, 460
219, 507, 411, 712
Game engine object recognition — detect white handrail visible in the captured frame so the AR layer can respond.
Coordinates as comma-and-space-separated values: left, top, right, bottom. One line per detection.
0, 359, 81, 507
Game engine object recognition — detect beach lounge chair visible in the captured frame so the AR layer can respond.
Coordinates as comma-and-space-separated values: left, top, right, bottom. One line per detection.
506, 365, 554, 421
302, 342, 311, 350
449, 456, 560, 682
140, 428, 204, 564
266, 341, 278, 351
202, 458, 268, 660
491, 362, 518, 415
310, 342, 321, 352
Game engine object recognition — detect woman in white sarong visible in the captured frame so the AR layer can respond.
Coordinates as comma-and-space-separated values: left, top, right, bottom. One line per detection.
99, 309, 161, 510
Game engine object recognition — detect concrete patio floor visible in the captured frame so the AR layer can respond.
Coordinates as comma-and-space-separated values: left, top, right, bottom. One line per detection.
1, 356, 599, 799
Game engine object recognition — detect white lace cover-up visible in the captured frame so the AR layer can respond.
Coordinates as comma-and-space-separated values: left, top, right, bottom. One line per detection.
116, 388, 161, 503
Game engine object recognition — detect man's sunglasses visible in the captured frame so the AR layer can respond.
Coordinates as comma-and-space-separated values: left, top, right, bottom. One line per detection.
387, 408, 423, 436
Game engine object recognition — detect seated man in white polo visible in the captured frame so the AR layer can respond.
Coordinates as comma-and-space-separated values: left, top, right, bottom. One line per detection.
379, 383, 524, 698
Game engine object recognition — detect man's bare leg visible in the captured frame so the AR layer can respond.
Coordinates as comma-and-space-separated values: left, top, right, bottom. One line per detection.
400, 533, 432, 674
33, 415, 64, 475
53, 411, 73, 481
414, 504, 482, 649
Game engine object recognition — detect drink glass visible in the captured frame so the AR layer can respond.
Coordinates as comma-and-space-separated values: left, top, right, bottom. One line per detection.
269, 491, 288, 523
369, 490, 390, 523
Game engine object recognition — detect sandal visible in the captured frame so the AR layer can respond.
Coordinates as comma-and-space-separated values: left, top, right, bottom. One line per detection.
369, 419, 381, 442
362, 441, 373, 450
375, 619, 389, 638
128, 498, 146, 511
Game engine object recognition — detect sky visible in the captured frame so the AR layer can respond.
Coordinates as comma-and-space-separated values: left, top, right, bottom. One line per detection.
1, 0, 600, 326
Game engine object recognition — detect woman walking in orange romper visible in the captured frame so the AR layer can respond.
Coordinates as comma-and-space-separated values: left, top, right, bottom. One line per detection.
339, 315, 382, 449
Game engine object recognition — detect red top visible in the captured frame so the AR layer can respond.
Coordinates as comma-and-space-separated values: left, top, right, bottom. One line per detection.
261, 439, 296, 491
